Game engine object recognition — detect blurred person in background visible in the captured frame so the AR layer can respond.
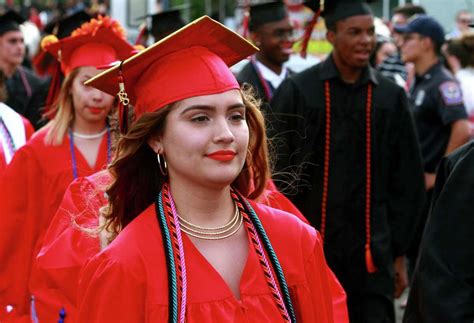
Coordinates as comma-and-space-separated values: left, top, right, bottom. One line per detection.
370, 35, 397, 68
237, 1, 294, 104
446, 9, 473, 40
396, 14, 470, 278
444, 32, 474, 137
270, 1, 425, 321
404, 141, 474, 323
0, 10, 49, 129
0, 69, 34, 176
378, 4, 426, 89
0, 16, 135, 322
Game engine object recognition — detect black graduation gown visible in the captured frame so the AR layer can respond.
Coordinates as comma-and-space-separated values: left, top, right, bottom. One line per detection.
404, 141, 474, 323
269, 55, 425, 314
237, 61, 270, 102
5, 66, 50, 129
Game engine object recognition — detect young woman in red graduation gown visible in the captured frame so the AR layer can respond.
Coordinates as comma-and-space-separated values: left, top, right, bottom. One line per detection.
74, 17, 347, 322
0, 16, 135, 322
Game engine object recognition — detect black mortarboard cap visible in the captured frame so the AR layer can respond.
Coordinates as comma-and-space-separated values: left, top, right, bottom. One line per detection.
303, 0, 322, 13
148, 9, 185, 41
0, 10, 25, 35
322, 0, 374, 28
43, 10, 92, 39
248, 1, 288, 31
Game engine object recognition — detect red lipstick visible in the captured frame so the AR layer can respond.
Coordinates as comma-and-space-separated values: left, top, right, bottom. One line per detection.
206, 150, 236, 161
88, 107, 104, 115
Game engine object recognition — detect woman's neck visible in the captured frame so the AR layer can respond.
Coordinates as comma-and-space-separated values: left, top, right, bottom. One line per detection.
72, 119, 107, 135
168, 180, 235, 228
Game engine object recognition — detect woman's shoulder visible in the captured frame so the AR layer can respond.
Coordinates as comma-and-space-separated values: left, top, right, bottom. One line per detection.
99, 204, 163, 266
249, 200, 317, 251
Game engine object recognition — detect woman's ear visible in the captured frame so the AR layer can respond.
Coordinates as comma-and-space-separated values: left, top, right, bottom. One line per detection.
147, 137, 163, 154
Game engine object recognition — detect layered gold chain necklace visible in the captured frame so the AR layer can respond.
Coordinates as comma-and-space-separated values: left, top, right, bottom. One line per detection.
178, 203, 243, 240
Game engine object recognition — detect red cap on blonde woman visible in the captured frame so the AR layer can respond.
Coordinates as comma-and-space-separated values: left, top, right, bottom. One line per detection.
43, 16, 136, 75
85, 16, 258, 119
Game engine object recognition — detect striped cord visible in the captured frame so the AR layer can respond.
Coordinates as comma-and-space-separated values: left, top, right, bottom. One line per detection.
232, 190, 296, 323
156, 192, 179, 323
164, 185, 188, 323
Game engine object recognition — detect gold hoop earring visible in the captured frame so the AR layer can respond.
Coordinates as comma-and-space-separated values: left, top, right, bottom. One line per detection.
157, 154, 168, 176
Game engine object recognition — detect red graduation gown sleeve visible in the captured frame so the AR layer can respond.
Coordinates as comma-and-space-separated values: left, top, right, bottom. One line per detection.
259, 180, 309, 224
30, 172, 109, 322
77, 252, 147, 322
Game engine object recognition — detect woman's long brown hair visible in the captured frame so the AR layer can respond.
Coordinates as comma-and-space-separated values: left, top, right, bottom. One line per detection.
104, 88, 270, 240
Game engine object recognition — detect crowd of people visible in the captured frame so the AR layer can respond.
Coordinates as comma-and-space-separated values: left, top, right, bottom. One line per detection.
0, 0, 473, 322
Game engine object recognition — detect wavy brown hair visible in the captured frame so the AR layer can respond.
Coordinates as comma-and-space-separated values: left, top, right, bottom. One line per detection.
104, 88, 270, 239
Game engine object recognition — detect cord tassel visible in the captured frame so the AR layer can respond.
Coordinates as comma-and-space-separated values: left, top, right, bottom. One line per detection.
300, 9, 320, 58
365, 244, 377, 273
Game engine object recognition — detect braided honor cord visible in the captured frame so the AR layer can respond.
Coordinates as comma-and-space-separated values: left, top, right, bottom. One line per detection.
156, 192, 179, 323
163, 184, 188, 323
320, 81, 377, 273
232, 190, 297, 323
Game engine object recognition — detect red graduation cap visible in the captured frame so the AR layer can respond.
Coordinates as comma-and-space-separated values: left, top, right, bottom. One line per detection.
85, 16, 258, 120
43, 16, 135, 75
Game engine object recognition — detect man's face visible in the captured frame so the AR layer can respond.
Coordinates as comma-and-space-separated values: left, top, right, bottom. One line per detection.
390, 13, 408, 48
0, 30, 25, 67
400, 32, 427, 63
456, 12, 472, 32
252, 17, 294, 66
328, 15, 376, 69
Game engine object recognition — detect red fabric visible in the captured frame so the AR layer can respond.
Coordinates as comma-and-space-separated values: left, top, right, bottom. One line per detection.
30, 171, 110, 322
133, 46, 240, 117
86, 17, 257, 117
29, 173, 315, 322
0, 128, 109, 320
259, 180, 309, 224
22, 117, 34, 140
43, 22, 135, 75
77, 201, 348, 322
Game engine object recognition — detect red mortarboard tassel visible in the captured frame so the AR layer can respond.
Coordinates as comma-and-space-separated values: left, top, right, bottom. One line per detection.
135, 23, 147, 46
300, 8, 321, 58
241, 0, 250, 39
43, 59, 63, 119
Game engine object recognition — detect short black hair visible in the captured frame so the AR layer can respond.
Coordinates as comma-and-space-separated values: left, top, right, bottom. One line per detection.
393, 4, 426, 19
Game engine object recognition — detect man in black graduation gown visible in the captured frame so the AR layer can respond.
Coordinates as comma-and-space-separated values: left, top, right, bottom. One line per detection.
237, 1, 294, 103
403, 141, 474, 323
0, 10, 49, 129
269, 1, 425, 321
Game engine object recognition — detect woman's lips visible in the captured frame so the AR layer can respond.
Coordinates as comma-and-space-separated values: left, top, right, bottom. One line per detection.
88, 107, 104, 114
206, 150, 237, 161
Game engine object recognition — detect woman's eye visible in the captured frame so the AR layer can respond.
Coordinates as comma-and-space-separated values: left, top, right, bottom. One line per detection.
191, 115, 209, 122
229, 113, 245, 121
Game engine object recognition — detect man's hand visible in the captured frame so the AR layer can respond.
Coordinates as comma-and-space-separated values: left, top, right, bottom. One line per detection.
394, 256, 408, 298
424, 172, 436, 190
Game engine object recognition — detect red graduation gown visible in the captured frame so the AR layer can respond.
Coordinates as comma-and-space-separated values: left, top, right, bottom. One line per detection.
77, 201, 348, 322
30, 171, 110, 322
30, 174, 312, 322
0, 128, 109, 321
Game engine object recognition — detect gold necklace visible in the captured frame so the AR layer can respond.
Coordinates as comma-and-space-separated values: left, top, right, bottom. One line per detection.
178, 203, 243, 240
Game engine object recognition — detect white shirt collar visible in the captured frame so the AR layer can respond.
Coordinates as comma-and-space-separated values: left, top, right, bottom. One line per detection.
254, 59, 288, 90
